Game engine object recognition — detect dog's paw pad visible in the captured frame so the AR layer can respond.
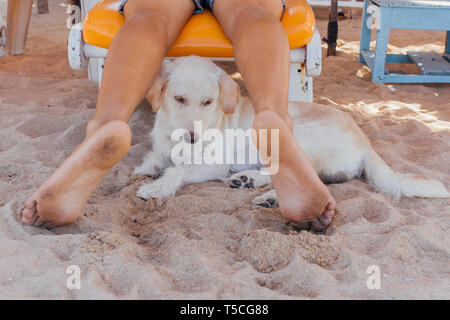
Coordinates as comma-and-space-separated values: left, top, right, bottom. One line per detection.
229, 176, 255, 189
230, 179, 242, 188
255, 198, 278, 208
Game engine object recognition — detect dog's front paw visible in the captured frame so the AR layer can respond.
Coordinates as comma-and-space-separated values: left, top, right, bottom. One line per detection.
136, 182, 175, 200
227, 170, 271, 189
252, 190, 278, 208
228, 175, 255, 189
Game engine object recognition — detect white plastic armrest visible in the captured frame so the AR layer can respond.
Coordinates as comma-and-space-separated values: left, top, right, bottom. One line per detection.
68, 22, 88, 70
306, 28, 322, 77
84, 43, 108, 58
290, 47, 306, 63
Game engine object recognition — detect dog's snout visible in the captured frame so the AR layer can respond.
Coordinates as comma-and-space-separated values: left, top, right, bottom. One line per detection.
183, 131, 198, 144
189, 131, 196, 144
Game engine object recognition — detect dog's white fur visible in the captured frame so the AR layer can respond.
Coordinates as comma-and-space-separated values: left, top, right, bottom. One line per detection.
135, 56, 449, 205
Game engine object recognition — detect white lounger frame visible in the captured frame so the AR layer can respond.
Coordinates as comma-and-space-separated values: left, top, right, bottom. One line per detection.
308, 0, 364, 8
69, 0, 322, 103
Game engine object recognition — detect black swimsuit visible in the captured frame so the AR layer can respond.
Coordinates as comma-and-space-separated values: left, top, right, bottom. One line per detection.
119, 0, 286, 15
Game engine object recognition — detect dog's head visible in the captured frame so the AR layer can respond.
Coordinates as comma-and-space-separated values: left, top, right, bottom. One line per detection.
146, 56, 240, 137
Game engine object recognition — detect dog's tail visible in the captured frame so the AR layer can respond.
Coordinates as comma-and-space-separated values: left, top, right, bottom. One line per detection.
362, 149, 449, 199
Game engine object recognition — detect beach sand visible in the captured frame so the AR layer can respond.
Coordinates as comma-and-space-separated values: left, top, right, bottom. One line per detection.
0, 1, 448, 299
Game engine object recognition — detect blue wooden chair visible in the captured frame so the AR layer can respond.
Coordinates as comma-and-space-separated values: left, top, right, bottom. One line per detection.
359, 0, 450, 83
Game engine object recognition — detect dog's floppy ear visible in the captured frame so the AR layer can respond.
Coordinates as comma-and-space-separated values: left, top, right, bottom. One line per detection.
218, 72, 240, 115
146, 64, 170, 112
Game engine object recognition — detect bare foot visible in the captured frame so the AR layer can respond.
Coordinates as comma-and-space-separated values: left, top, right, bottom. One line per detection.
253, 110, 336, 231
20, 121, 131, 227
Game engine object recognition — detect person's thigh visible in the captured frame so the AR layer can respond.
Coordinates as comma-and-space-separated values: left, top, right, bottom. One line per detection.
91, 0, 195, 130
122, 0, 195, 46
213, 0, 284, 40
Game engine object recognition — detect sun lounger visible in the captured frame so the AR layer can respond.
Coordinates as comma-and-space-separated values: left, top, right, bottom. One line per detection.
68, 0, 323, 103
359, 0, 450, 83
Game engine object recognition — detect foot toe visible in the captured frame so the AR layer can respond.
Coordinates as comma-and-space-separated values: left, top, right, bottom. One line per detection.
23, 198, 37, 209
325, 200, 336, 211
324, 209, 335, 219
310, 211, 335, 232
318, 215, 333, 226
290, 209, 335, 232
311, 218, 328, 232
20, 207, 38, 225
21, 207, 35, 219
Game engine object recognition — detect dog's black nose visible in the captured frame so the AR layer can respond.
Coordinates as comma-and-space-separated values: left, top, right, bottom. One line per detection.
183, 130, 198, 144
189, 131, 196, 144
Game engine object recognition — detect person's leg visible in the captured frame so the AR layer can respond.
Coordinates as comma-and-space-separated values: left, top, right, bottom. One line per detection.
88, 0, 195, 135
21, 0, 195, 226
213, 0, 336, 230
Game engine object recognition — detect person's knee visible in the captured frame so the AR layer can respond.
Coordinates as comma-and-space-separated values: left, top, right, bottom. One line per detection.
86, 117, 129, 138
236, 7, 268, 28
86, 119, 103, 137
127, 10, 167, 32
123, 10, 170, 46
282, 114, 293, 131
235, 5, 281, 28
229, 5, 287, 45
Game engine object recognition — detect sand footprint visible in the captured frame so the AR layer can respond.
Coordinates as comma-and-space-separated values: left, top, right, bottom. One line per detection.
338, 196, 392, 224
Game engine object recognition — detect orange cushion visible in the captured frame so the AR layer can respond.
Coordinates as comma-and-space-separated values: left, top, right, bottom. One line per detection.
83, 0, 315, 57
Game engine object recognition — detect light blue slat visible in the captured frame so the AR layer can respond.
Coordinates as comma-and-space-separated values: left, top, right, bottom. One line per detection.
362, 52, 413, 70
389, 8, 450, 30
386, 53, 412, 63
407, 51, 450, 75
446, 31, 450, 54
359, 0, 373, 63
372, 7, 391, 82
360, 50, 376, 70
381, 74, 450, 83
371, 0, 450, 8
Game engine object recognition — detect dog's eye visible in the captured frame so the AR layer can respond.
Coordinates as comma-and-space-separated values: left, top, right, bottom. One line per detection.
174, 96, 186, 104
202, 99, 213, 106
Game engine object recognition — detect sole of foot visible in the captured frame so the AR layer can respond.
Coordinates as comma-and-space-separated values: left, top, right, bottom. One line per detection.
20, 120, 131, 227
252, 110, 336, 232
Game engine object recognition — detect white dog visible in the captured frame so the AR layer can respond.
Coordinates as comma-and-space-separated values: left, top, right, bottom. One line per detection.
135, 56, 449, 207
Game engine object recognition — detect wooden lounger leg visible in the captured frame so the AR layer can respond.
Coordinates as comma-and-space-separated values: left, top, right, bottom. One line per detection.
35, 0, 49, 14
0, 1, 5, 57
6, 0, 33, 55
327, 0, 338, 57
445, 31, 449, 55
